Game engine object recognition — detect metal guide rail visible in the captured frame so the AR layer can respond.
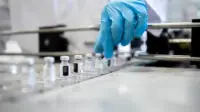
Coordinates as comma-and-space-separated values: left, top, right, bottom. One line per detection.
1, 22, 200, 36
0, 52, 200, 65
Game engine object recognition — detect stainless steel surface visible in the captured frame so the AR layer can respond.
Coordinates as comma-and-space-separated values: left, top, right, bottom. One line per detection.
1, 22, 200, 36
0, 65, 200, 112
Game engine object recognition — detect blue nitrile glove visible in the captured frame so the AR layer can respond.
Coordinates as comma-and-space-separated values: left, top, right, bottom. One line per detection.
94, 0, 148, 58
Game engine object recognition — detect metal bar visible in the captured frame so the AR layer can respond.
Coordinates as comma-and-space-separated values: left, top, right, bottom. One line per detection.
0, 52, 200, 62
135, 55, 200, 62
0, 52, 86, 56
1, 22, 200, 36
85, 39, 192, 46
148, 22, 200, 29
0, 26, 100, 36
168, 39, 191, 43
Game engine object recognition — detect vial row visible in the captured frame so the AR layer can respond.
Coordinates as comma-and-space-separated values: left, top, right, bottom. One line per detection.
44, 53, 121, 80
0, 53, 128, 102
0, 52, 125, 90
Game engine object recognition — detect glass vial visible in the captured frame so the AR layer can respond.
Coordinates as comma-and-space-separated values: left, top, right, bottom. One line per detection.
84, 54, 94, 73
73, 55, 83, 74
10, 63, 18, 75
27, 58, 36, 87
60, 56, 70, 77
43, 57, 56, 84
95, 53, 104, 74
111, 52, 118, 67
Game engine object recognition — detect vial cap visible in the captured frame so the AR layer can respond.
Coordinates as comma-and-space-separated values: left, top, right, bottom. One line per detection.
86, 54, 92, 58
44, 57, 55, 63
27, 58, 35, 65
114, 52, 118, 57
22, 58, 35, 65
95, 53, 102, 58
74, 55, 83, 60
60, 56, 70, 61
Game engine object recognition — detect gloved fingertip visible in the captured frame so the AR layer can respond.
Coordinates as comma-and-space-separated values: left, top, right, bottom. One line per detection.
134, 30, 145, 38
94, 29, 105, 54
94, 45, 103, 53
134, 36, 141, 39
120, 40, 130, 46
94, 40, 103, 53
104, 51, 113, 59
103, 34, 114, 59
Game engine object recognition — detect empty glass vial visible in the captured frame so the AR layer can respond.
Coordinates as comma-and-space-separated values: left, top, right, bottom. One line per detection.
111, 52, 118, 67
43, 57, 56, 84
73, 55, 84, 74
10, 64, 18, 75
60, 56, 70, 77
0, 58, 36, 93
101, 58, 112, 73
84, 54, 94, 73
26, 58, 36, 87
10, 58, 36, 94
101, 58, 110, 68
95, 53, 104, 74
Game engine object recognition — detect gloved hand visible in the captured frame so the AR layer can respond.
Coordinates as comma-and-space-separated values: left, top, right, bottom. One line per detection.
94, 0, 148, 58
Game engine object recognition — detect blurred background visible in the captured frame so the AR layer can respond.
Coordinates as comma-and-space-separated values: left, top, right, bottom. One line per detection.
0, 0, 199, 54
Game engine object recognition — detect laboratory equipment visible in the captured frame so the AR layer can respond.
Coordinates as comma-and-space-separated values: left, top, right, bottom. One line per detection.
0, 58, 39, 102
1, 61, 200, 112
73, 55, 84, 74
95, 53, 104, 75
10, 64, 18, 75
84, 53, 94, 73
1, 19, 200, 111
0, 58, 36, 91
19, 58, 37, 94
111, 52, 118, 67
23, 58, 36, 87
107, 59, 111, 67
42, 57, 56, 85
101, 58, 110, 68
60, 56, 70, 77
72, 55, 84, 83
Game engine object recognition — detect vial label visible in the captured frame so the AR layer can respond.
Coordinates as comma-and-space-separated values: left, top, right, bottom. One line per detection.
74, 63, 78, 73
108, 60, 111, 67
63, 66, 69, 76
